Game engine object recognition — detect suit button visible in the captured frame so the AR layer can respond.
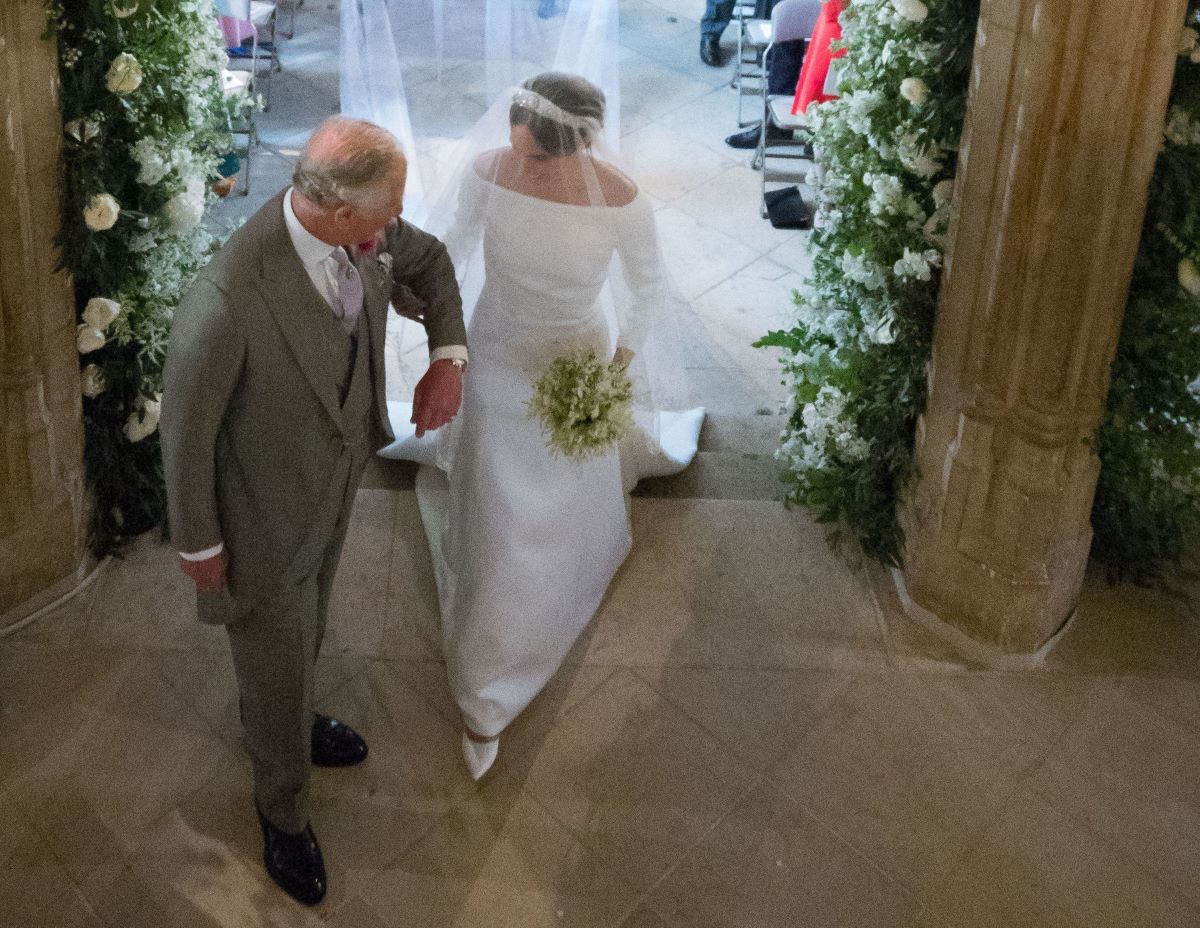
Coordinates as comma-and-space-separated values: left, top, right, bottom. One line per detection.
341, 440, 351, 453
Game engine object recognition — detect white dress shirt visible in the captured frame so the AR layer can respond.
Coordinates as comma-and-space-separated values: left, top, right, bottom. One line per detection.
181, 188, 466, 562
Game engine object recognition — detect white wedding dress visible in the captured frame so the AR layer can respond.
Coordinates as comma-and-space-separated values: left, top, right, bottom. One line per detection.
380, 169, 703, 746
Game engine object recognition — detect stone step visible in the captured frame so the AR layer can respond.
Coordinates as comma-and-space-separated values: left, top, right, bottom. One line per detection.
633, 448, 781, 501
697, 411, 785, 455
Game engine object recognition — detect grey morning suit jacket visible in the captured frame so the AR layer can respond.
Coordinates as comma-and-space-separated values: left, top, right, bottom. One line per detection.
160, 190, 465, 619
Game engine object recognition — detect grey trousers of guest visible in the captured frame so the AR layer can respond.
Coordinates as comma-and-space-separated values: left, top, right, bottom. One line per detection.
226, 512, 353, 834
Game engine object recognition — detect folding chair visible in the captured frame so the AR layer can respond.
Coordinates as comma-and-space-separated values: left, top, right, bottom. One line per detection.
753, 0, 821, 218
218, 0, 280, 111
730, 0, 771, 127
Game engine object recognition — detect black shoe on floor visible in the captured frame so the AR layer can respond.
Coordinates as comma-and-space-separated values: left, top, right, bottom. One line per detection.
700, 36, 722, 67
725, 123, 797, 149
257, 809, 327, 906
311, 713, 369, 767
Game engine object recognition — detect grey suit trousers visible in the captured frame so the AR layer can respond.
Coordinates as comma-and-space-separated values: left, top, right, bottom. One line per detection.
227, 503, 354, 833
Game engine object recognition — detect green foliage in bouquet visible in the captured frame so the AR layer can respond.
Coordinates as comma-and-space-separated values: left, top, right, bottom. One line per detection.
1091, 0, 1200, 581
756, 0, 979, 565
528, 352, 635, 460
44, 0, 233, 553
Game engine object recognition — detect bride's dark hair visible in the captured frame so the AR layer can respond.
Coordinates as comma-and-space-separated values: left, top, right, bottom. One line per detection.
510, 72, 605, 156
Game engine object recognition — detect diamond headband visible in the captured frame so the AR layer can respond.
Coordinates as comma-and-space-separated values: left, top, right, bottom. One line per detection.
512, 88, 601, 132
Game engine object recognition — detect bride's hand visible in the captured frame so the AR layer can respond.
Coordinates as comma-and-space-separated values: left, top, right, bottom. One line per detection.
612, 346, 635, 368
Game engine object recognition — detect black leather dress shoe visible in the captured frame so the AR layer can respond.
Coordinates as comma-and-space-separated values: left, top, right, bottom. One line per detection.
700, 35, 722, 67
726, 123, 797, 149
311, 713, 369, 767
257, 809, 327, 906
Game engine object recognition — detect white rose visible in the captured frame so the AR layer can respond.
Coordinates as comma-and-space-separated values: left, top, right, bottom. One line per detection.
77, 324, 106, 354
83, 193, 120, 231
892, 0, 928, 23
163, 177, 206, 232
870, 315, 897, 345
124, 396, 161, 443
900, 77, 929, 106
1180, 26, 1199, 56
105, 53, 143, 94
1178, 258, 1200, 297
81, 364, 107, 399
111, 0, 139, 16
83, 297, 121, 330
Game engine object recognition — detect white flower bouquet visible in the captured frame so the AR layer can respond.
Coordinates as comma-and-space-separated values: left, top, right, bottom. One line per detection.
528, 350, 634, 460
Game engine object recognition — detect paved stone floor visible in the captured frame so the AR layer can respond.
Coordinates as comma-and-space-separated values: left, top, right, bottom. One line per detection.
4, 2, 1200, 926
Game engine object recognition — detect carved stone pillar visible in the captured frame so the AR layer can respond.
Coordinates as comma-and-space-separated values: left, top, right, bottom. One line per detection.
0, 2, 89, 625
900, 0, 1188, 653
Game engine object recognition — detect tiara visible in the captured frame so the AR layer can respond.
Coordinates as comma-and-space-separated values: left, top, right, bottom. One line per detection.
512, 88, 600, 132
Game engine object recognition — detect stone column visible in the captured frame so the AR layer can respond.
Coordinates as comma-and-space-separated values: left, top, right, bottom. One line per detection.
899, 0, 1188, 654
0, 2, 89, 625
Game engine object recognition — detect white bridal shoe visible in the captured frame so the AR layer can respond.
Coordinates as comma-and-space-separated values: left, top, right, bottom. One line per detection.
461, 731, 500, 780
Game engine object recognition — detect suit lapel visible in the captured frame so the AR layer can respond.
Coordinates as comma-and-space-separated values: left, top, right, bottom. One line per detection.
254, 193, 347, 433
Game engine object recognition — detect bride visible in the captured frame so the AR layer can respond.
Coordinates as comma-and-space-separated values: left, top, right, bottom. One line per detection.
382, 72, 704, 778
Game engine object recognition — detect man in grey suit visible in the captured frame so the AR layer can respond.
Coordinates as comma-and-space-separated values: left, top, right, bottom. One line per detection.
160, 117, 466, 906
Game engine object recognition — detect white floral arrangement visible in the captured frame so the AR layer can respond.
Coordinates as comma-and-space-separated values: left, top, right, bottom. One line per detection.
528, 351, 635, 460
45, 0, 232, 549
757, 0, 978, 563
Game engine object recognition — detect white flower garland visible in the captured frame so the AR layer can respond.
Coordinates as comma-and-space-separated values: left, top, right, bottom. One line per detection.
46, 0, 233, 547
759, 0, 977, 562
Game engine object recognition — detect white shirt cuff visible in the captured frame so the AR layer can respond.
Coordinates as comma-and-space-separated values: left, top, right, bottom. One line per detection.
180, 543, 224, 561
430, 345, 469, 364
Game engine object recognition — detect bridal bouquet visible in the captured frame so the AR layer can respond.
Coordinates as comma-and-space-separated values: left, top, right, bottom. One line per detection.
528, 350, 634, 460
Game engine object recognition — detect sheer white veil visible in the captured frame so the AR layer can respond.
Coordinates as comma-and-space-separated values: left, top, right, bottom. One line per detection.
340, 0, 703, 478
341, 0, 621, 220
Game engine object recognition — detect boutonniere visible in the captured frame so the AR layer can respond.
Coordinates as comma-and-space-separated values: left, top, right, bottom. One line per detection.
356, 236, 393, 281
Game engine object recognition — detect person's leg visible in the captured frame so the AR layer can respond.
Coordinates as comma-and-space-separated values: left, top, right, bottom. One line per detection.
767, 39, 806, 95
307, 499, 370, 768
700, 0, 735, 37
228, 579, 320, 833
700, 0, 735, 65
726, 39, 808, 148
228, 578, 327, 905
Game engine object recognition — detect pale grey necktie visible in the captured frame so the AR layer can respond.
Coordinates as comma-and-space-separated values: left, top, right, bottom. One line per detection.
330, 246, 363, 335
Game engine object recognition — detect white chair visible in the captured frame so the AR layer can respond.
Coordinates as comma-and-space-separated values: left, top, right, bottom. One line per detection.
753, 0, 817, 218
218, 0, 280, 111
730, 1, 771, 127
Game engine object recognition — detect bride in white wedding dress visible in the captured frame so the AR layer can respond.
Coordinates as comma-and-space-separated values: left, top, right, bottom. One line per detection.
381, 72, 704, 778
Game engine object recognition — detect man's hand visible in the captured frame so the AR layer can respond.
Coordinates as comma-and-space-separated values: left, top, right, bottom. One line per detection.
411, 359, 463, 437
180, 549, 229, 593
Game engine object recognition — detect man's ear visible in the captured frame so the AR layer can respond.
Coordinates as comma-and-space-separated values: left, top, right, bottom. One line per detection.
333, 203, 356, 224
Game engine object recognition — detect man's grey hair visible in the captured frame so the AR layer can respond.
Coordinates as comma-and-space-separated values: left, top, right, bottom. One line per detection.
292, 116, 406, 210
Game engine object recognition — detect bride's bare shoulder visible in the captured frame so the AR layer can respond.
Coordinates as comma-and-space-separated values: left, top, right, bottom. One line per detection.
593, 161, 639, 208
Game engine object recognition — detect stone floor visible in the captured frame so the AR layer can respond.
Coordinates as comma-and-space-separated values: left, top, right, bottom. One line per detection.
4, 2, 1200, 926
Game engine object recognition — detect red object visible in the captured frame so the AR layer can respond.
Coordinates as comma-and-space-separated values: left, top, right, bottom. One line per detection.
358, 240, 376, 253
792, 0, 846, 115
